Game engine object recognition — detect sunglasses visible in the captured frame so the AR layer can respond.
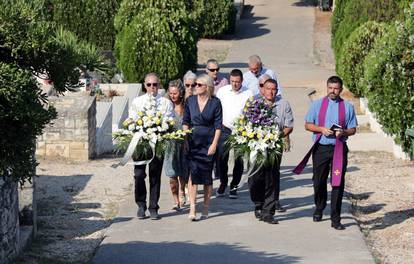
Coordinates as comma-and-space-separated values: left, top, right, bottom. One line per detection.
185, 83, 196, 88
196, 83, 206, 87
146, 83, 158, 87
259, 83, 264, 87
208, 68, 220, 72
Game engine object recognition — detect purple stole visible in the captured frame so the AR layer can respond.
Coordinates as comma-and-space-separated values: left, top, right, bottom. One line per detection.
293, 96, 346, 187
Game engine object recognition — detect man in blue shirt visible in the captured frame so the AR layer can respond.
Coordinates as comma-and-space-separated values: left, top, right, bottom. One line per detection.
304, 76, 357, 230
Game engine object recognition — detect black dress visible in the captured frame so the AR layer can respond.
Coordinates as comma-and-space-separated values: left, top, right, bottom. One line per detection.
183, 95, 222, 185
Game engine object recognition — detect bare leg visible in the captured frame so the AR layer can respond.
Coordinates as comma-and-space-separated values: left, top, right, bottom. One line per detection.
188, 176, 197, 220
202, 185, 212, 217
178, 176, 186, 207
169, 177, 179, 209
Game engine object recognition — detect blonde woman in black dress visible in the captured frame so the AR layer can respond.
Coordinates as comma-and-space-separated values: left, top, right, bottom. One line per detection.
183, 74, 222, 221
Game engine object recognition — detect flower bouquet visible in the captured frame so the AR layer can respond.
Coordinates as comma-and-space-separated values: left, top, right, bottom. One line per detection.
225, 97, 284, 168
112, 96, 190, 166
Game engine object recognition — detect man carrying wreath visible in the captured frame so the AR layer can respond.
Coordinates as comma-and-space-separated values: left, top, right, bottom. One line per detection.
249, 79, 294, 224
129, 73, 174, 220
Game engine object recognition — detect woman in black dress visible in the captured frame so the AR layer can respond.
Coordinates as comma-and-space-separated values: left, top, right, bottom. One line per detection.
183, 74, 222, 221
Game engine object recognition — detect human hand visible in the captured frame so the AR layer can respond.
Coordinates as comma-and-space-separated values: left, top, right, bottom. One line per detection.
207, 143, 217, 156
321, 127, 334, 137
335, 129, 345, 138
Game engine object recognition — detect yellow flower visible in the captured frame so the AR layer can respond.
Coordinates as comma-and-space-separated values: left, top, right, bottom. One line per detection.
269, 134, 274, 140
257, 133, 262, 139
238, 127, 244, 132
242, 131, 247, 137
138, 111, 144, 117
169, 120, 176, 126
155, 118, 161, 125
137, 119, 143, 126
248, 132, 254, 139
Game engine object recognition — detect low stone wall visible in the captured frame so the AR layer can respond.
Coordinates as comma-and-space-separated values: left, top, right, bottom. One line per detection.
0, 178, 20, 263
36, 93, 97, 161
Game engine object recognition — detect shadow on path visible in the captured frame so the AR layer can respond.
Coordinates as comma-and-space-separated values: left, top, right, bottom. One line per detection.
292, 0, 317, 7
94, 241, 302, 264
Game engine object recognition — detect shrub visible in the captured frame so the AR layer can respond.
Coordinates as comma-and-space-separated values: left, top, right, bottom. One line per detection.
337, 21, 386, 96
0, 0, 106, 184
198, 0, 236, 38
0, 63, 56, 184
331, 0, 410, 58
50, 0, 121, 50
114, 0, 197, 85
362, 4, 414, 153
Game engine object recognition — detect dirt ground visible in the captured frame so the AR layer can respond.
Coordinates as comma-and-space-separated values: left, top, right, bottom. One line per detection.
15, 159, 133, 263
347, 152, 414, 264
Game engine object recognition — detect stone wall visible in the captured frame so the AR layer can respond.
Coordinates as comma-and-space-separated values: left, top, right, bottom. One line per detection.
96, 102, 113, 155
36, 93, 97, 161
0, 178, 20, 263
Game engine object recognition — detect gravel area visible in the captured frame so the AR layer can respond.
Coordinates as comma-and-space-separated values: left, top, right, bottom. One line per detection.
15, 158, 133, 263
347, 151, 414, 264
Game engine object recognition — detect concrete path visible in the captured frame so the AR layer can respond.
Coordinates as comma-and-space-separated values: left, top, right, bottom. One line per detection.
93, 1, 374, 263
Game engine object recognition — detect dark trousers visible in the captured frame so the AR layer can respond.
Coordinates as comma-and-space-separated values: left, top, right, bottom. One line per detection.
216, 128, 244, 189
134, 156, 164, 212
312, 144, 348, 224
248, 156, 281, 217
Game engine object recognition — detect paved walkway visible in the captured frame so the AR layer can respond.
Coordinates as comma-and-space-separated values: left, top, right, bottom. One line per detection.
93, 0, 374, 263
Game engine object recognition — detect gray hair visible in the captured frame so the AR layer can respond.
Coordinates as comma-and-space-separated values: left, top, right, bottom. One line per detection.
206, 58, 219, 67
144, 72, 159, 82
248, 55, 262, 66
196, 74, 214, 97
183, 70, 197, 82
259, 73, 271, 82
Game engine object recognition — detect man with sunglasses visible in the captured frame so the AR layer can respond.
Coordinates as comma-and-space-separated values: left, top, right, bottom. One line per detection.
215, 69, 253, 198
205, 59, 228, 94
243, 55, 282, 96
129, 73, 174, 220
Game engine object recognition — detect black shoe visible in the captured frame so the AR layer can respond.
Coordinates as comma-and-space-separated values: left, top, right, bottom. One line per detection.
149, 211, 161, 220
331, 222, 345, 230
261, 216, 279, 224
228, 188, 238, 199
313, 214, 322, 222
254, 209, 262, 219
275, 202, 286, 213
137, 207, 146, 219
216, 184, 226, 197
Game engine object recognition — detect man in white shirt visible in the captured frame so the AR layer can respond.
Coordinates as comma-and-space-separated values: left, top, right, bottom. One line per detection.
129, 73, 173, 220
215, 69, 253, 198
242, 55, 282, 96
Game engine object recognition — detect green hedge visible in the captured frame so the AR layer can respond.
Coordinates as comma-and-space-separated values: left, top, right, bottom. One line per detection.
114, 0, 197, 85
337, 21, 386, 97
198, 0, 236, 38
331, 0, 410, 59
362, 5, 414, 153
50, 0, 121, 50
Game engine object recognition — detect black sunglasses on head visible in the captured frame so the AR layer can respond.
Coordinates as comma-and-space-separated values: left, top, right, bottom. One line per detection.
146, 82, 158, 87
208, 68, 220, 72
